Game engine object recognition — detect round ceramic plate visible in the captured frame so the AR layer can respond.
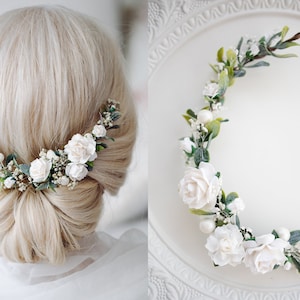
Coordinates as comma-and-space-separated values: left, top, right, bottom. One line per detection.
149, 0, 300, 299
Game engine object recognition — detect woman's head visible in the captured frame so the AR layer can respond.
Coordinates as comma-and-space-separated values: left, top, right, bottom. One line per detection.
0, 6, 136, 264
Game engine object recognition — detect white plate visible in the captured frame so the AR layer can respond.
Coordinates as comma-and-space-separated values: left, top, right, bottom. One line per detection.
149, 0, 300, 299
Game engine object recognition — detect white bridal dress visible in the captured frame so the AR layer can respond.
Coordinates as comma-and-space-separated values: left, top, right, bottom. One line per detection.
0, 229, 147, 300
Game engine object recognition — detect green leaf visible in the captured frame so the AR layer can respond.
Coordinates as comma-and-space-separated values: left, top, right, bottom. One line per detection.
226, 48, 237, 66
190, 208, 215, 216
206, 120, 221, 139
218, 70, 229, 95
245, 61, 270, 68
236, 37, 243, 55
217, 47, 224, 62
289, 230, 300, 245
276, 41, 299, 49
19, 164, 30, 176
96, 143, 107, 151
36, 182, 50, 191
272, 230, 279, 238
291, 255, 300, 273
186, 109, 197, 119
225, 192, 239, 205
6, 153, 16, 165
281, 25, 289, 41
272, 52, 298, 58
234, 69, 246, 78
194, 148, 210, 167
235, 215, 240, 228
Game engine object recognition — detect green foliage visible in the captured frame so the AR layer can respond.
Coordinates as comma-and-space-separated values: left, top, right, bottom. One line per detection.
289, 230, 300, 245
189, 208, 215, 216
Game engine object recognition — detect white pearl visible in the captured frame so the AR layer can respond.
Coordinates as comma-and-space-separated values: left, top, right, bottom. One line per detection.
276, 227, 290, 242
197, 110, 213, 125
199, 219, 216, 234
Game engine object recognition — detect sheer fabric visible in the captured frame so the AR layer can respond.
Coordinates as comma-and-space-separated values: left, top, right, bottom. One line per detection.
0, 229, 147, 300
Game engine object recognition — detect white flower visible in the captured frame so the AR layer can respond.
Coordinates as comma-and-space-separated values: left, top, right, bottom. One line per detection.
29, 158, 52, 183
227, 198, 245, 214
205, 224, 245, 266
57, 175, 70, 186
203, 82, 219, 98
46, 150, 58, 161
180, 137, 195, 153
66, 163, 88, 181
244, 234, 289, 274
92, 124, 107, 138
276, 227, 290, 242
178, 162, 221, 210
4, 177, 15, 189
64, 134, 96, 164
0, 153, 4, 163
197, 110, 213, 125
199, 218, 216, 234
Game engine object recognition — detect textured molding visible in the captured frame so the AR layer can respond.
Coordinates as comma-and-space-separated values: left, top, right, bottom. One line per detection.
148, 0, 300, 77
148, 224, 300, 300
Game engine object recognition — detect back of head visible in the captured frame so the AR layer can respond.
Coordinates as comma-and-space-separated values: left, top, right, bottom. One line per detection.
0, 6, 136, 264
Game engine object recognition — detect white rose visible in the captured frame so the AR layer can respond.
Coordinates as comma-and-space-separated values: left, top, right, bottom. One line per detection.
180, 137, 195, 153
57, 175, 70, 186
244, 234, 288, 274
197, 110, 213, 125
64, 134, 96, 164
46, 150, 58, 161
4, 177, 15, 189
66, 163, 88, 181
178, 162, 221, 210
29, 158, 52, 183
276, 227, 290, 242
205, 224, 245, 266
203, 82, 219, 98
92, 124, 107, 138
227, 198, 245, 214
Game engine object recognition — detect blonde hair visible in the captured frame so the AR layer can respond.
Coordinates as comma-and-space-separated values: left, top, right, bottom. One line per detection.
0, 6, 136, 264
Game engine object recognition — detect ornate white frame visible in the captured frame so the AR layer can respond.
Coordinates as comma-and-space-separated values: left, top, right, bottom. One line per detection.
148, 0, 300, 299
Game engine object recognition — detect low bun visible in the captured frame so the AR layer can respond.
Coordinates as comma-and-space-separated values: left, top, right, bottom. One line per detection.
0, 6, 136, 263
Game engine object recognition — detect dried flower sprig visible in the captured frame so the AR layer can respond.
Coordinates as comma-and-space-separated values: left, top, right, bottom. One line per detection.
0, 99, 120, 192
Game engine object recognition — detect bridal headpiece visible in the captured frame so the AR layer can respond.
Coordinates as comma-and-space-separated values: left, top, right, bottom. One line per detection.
0, 99, 120, 192
178, 26, 300, 274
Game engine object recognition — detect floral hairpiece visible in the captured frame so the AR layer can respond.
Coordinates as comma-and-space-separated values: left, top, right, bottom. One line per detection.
0, 98, 120, 192
178, 26, 300, 274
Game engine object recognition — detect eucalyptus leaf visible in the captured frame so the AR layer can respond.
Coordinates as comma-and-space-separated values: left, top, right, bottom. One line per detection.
218, 70, 229, 95
189, 208, 215, 216
186, 109, 197, 119
276, 41, 299, 49
19, 164, 30, 176
6, 154, 16, 165
280, 25, 289, 41
289, 230, 300, 245
234, 69, 246, 77
217, 47, 224, 62
225, 192, 239, 205
36, 182, 50, 191
206, 120, 221, 139
272, 229, 279, 238
291, 255, 300, 273
235, 215, 240, 228
245, 61, 270, 68
226, 48, 237, 66
271, 52, 298, 58
194, 148, 209, 167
